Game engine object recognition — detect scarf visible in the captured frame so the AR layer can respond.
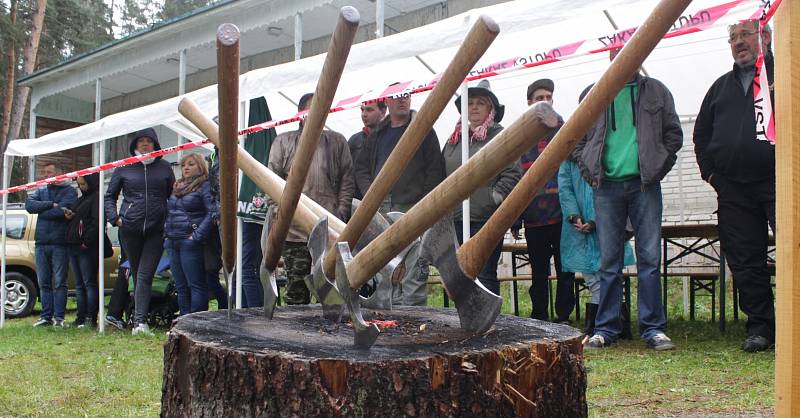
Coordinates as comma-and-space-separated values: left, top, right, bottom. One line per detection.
134, 150, 156, 165
173, 174, 208, 197
447, 109, 495, 145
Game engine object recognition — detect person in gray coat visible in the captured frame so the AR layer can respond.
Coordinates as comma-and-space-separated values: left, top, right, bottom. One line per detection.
442, 80, 520, 294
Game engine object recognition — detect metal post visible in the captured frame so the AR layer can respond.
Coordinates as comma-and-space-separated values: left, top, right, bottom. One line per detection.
460, 83, 470, 241
95, 78, 106, 335
28, 111, 36, 182
376, 0, 385, 38
294, 13, 303, 61
177, 49, 188, 161
236, 100, 246, 309
1, 155, 9, 328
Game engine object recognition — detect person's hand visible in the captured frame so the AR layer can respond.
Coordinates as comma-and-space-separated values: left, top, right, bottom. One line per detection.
52, 202, 59, 209
63, 208, 74, 220
116, 218, 122, 226
574, 218, 595, 234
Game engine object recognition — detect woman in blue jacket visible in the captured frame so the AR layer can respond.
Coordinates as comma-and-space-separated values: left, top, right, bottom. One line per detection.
165, 153, 217, 315
559, 151, 635, 336
105, 128, 174, 335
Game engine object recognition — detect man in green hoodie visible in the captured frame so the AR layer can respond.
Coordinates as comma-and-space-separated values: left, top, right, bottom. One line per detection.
576, 49, 683, 351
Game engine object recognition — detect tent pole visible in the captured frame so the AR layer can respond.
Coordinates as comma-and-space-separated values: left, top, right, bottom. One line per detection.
775, 0, 799, 414
96, 78, 106, 335
294, 13, 303, 61
460, 83, 470, 242
177, 49, 188, 162
236, 100, 246, 309
28, 111, 36, 182
1, 154, 9, 328
376, 0, 385, 38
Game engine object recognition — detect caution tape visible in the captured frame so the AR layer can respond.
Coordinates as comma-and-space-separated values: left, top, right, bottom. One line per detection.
0, 0, 778, 195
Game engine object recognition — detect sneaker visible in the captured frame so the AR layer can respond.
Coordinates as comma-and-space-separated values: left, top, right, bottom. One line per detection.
132, 323, 153, 336
33, 318, 53, 327
742, 335, 773, 353
584, 334, 610, 349
646, 332, 676, 351
105, 315, 126, 331
53, 318, 66, 328
72, 318, 86, 328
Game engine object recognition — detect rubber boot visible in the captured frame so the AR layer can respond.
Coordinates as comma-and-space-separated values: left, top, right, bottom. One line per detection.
620, 301, 633, 340
584, 303, 598, 336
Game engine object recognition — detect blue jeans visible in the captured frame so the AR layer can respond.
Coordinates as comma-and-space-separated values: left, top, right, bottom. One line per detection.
240, 222, 264, 308
166, 238, 208, 315
35, 244, 69, 321
454, 220, 502, 295
206, 270, 228, 309
69, 247, 99, 322
593, 178, 666, 341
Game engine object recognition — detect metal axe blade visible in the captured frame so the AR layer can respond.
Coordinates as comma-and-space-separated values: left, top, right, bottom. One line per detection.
421, 218, 501, 334
307, 217, 345, 320
259, 206, 280, 319
334, 242, 380, 348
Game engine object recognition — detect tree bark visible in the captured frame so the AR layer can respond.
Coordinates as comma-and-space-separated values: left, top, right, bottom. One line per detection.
6, 0, 47, 145
1, 0, 18, 143
161, 307, 587, 418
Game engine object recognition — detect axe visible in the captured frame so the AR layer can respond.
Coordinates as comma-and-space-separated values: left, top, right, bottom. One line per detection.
216, 23, 240, 318
260, 6, 360, 317
179, 99, 410, 344
336, 102, 560, 347
321, 14, 501, 282
458, 0, 694, 280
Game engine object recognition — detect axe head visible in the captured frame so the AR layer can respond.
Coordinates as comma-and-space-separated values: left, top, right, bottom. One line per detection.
260, 206, 280, 319
421, 218, 502, 334
307, 217, 345, 320
335, 241, 380, 348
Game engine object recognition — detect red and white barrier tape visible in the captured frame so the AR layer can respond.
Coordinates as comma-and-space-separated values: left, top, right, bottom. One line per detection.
0, 0, 779, 195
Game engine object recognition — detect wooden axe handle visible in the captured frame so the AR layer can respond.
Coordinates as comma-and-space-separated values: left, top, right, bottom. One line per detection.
263, 7, 360, 271
345, 103, 559, 289
178, 99, 346, 238
323, 14, 500, 277
216, 23, 240, 274
458, 0, 692, 278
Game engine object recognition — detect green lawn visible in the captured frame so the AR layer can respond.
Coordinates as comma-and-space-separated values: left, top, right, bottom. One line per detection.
0, 280, 774, 417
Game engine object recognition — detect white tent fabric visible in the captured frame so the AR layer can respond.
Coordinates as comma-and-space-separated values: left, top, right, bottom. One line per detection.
5, 0, 760, 158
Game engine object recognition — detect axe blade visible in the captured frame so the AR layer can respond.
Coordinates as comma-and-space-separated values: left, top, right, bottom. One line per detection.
421, 218, 502, 334
335, 242, 380, 348
307, 217, 345, 320
260, 206, 280, 319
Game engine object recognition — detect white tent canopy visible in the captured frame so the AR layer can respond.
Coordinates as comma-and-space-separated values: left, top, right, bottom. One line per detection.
5, 0, 758, 158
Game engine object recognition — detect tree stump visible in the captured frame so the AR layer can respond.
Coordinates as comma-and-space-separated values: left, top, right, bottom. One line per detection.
161, 306, 586, 417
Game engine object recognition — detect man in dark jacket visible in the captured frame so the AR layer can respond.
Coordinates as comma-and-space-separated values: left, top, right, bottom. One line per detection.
513, 78, 575, 323
354, 90, 446, 306
104, 128, 175, 335
268, 93, 354, 305
26, 162, 77, 327
348, 101, 386, 199
694, 21, 775, 353
577, 50, 683, 351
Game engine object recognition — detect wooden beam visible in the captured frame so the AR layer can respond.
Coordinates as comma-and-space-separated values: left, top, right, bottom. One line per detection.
775, 0, 800, 415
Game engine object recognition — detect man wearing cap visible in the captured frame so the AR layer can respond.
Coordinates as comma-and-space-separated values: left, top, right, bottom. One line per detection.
443, 80, 520, 294
348, 101, 387, 200
694, 21, 775, 353
512, 78, 575, 323
268, 93, 355, 305
576, 50, 683, 351
354, 86, 446, 306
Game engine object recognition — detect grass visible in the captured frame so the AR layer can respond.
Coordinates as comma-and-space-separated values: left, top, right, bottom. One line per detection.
0, 281, 774, 417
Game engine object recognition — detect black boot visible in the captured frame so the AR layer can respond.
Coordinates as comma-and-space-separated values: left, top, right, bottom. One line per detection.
584, 303, 598, 336
620, 301, 633, 340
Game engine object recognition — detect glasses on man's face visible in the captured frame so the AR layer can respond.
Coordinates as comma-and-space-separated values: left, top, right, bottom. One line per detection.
728, 29, 758, 44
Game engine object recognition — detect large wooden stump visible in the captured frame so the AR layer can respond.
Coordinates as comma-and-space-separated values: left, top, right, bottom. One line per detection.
161, 306, 586, 417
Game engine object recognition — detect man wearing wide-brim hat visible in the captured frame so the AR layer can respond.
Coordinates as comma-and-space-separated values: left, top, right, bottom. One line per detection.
442, 79, 520, 295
